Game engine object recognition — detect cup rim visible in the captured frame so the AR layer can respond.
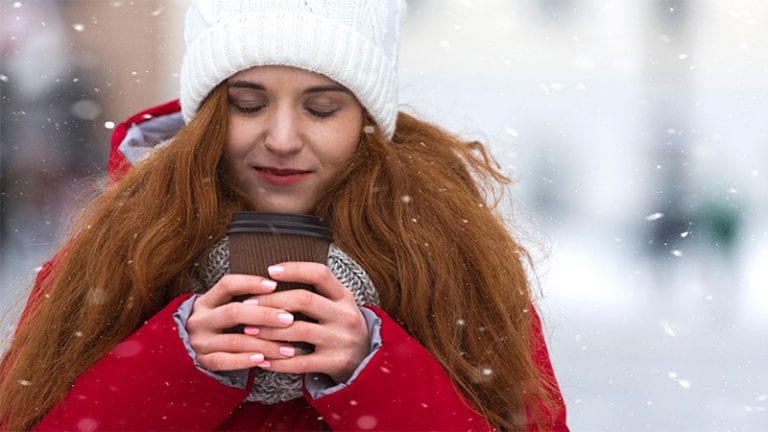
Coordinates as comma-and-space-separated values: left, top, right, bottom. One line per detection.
227, 212, 332, 241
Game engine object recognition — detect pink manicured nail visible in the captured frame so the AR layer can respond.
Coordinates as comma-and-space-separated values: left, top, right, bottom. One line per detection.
249, 353, 264, 362
244, 326, 259, 336
279, 346, 295, 357
256, 360, 271, 368
260, 279, 277, 290
243, 297, 259, 305
278, 312, 294, 324
268, 265, 284, 276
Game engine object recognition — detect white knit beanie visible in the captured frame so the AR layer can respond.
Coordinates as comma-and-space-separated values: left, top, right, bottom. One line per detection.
180, 0, 406, 140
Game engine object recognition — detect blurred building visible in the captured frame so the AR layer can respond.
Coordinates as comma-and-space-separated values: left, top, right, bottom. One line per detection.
1, 0, 187, 282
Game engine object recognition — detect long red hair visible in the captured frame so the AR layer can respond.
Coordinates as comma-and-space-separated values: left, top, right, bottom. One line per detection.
1, 84, 556, 430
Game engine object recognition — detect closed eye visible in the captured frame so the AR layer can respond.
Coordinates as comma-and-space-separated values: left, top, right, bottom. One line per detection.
229, 101, 265, 114
307, 108, 338, 118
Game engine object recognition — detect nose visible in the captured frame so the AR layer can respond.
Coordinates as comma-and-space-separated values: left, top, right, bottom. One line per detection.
263, 107, 303, 155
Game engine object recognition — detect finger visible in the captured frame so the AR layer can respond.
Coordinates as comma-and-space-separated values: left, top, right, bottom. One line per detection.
254, 320, 325, 345
253, 289, 342, 323
268, 262, 350, 301
197, 351, 269, 372
256, 354, 317, 375
189, 333, 289, 359
200, 302, 296, 330
195, 274, 277, 308
258, 353, 358, 383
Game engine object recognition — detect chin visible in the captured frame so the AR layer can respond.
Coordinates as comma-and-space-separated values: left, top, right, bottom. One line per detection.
256, 200, 314, 215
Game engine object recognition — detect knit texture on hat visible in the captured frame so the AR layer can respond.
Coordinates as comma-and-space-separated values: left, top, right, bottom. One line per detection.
192, 237, 380, 404
180, 0, 406, 139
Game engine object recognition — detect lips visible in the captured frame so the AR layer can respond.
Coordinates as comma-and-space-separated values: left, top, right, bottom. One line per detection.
257, 167, 311, 176
254, 166, 312, 186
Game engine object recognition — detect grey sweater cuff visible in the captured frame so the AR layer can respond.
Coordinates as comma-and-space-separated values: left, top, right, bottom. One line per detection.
173, 295, 249, 389
305, 306, 383, 399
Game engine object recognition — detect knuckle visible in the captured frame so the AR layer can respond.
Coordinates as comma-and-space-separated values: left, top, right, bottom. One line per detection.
338, 309, 362, 328
216, 275, 233, 291
198, 353, 218, 370
318, 266, 334, 284
186, 315, 203, 331
295, 290, 314, 308
189, 339, 205, 353
337, 331, 356, 348
226, 335, 250, 353
210, 353, 226, 370
224, 302, 242, 322
291, 322, 310, 339
306, 265, 330, 284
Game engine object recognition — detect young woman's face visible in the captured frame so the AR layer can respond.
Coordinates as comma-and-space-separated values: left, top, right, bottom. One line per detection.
224, 66, 364, 214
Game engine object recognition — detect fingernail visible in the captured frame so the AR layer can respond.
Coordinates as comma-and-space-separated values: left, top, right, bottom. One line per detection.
243, 297, 259, 305
257, 360, 271, 368
249, 353, 264, 362
278, 312, 294, 324
244, 326, 259, 336
279, 346, 295, 357
260, 279, 277, 290
268, 265, 284, 276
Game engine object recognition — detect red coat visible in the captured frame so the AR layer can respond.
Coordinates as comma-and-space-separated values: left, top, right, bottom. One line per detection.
29, 101, 569, 431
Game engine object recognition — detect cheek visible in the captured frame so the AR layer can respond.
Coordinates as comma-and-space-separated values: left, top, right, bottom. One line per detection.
325, 131, 359, 167
225, 117, 254, 155
224, 128, 251, 163
222, 136, 249, 180
330, 114, 363, 161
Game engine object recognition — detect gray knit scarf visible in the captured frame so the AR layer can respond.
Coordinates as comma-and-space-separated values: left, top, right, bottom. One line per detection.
192, 237, 380, 404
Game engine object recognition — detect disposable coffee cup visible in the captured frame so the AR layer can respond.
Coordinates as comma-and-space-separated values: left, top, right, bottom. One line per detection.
226, 212, 332, 350
227, 212, 332, 288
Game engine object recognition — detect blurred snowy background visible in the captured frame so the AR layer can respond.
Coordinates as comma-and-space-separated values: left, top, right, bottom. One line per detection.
1, 1, 766, 430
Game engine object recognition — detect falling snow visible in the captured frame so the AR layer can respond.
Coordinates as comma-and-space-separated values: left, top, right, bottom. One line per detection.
1, 4, 766, 432
661, 321, 677, 337
645, 212, 664, 221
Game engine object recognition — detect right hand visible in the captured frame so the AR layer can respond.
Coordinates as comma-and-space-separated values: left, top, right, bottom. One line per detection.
186, 274, 295, 371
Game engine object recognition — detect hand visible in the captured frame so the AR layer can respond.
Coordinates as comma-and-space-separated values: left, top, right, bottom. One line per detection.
186, 274, 297, 371
252, 262, 370, 384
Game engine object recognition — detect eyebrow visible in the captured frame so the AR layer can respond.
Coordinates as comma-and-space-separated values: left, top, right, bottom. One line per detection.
228, 81, 352, 95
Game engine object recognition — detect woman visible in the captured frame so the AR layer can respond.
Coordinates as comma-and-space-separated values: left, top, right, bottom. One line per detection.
0, 0, 568, 430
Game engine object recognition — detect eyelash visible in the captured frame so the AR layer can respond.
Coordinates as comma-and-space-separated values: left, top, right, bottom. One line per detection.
231, 104, 264, 114
307, 108, 337, 118
229, 102, 337, 119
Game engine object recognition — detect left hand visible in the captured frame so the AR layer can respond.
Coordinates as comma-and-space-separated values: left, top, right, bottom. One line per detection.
248, 262, 370, 384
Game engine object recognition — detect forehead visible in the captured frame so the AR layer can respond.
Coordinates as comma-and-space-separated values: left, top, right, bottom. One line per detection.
227, 65, 341, 88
